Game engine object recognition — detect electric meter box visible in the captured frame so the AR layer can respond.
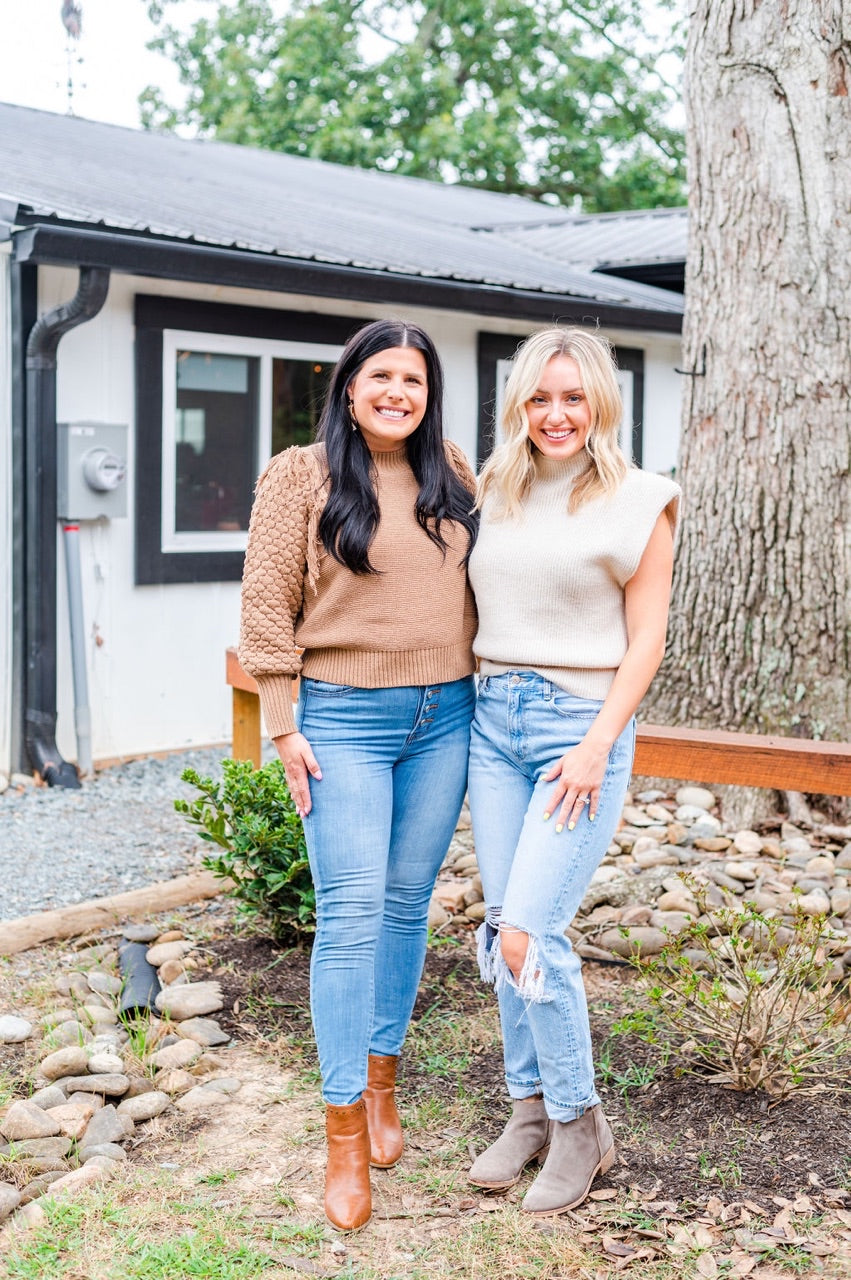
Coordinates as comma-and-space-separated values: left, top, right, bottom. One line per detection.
57, 422, 128, 520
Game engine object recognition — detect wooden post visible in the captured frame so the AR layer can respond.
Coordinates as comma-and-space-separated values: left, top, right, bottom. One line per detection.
226, 648, 261, 767
232, 687, 262, 768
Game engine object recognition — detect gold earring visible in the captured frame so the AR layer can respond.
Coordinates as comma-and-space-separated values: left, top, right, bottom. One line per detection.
348, 398, 358, 432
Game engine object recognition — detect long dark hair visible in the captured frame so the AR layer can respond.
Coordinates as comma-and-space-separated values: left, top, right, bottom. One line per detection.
317, 319, 478, 574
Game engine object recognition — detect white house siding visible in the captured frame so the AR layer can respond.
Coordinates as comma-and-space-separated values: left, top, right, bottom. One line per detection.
640, 337, 684, 476
41, 266, 681, 762
0, 248, 12, 778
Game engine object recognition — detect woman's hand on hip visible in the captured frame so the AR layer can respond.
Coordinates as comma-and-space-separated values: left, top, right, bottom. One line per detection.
542, 738, 610, 833
273, 731, 322, 819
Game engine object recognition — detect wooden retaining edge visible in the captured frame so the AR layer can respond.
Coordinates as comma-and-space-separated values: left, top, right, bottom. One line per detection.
0, 870, 231, 957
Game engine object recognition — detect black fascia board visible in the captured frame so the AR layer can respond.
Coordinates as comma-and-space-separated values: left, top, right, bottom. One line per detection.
12, 222, 683, 334
596, 260, 685, 295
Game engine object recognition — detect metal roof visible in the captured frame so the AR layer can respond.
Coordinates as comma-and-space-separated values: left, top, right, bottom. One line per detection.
486, 207, 688, 272
0, 103, 683, 317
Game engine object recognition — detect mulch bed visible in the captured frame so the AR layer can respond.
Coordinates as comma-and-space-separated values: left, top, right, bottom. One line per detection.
200, 930, 851, 1208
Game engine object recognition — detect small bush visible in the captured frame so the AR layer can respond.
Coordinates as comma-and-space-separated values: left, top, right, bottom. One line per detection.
176, 759, 314, 944
630, 887, 851, 1099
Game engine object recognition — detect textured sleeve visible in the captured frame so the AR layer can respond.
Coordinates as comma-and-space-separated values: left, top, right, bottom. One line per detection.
444, 439, 477, 494
238, 448, 312, 738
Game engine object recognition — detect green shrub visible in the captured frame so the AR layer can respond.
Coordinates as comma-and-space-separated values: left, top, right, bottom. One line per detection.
630, 888, 850, 1099
176, 759, 314, 944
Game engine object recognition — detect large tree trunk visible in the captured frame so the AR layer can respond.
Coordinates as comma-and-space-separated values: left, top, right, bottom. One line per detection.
645, 1, 851, 823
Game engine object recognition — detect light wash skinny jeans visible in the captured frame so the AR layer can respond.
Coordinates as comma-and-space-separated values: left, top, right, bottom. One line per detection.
296, 675, 475, 1106
467, 672, 635, 1121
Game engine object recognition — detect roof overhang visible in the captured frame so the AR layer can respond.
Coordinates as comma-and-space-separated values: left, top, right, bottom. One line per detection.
13, 222, 682, 334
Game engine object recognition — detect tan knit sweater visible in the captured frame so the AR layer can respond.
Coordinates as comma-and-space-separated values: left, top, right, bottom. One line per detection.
470, 452, 680, 700
239, 440, 478, 737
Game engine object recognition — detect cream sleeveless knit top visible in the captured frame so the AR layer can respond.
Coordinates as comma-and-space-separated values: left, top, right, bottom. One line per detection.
469, 451, 680, 700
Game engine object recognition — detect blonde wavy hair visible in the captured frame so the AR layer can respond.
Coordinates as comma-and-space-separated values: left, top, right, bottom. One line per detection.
477, 326, 628, 516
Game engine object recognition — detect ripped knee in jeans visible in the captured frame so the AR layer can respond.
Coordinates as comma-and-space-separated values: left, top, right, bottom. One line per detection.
476, 906, 549, 1003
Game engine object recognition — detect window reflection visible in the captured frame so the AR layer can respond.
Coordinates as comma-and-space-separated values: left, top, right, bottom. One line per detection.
174, 351, 259, 532
272, 358, 332, 454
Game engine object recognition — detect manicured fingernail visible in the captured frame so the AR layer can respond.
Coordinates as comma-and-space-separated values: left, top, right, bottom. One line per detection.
567, 820, 575, 831
542, 811, 551, 821
555, 822, 564, 833
589, 813, 596, 822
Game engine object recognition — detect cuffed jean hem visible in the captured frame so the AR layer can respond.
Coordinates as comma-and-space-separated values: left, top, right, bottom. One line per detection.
504, 1077, 599, 1121
539, 1093, 600, 1122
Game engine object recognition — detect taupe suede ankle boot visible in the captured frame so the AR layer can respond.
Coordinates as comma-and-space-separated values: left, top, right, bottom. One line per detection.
363, 1054, 403, 1168
325, 1100, 372, 1231
522, 1105, 614, 1215
468, 1096, 552, 1190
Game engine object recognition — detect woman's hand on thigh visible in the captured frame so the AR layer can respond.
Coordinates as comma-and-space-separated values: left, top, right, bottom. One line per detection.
273, 731, 322, 818
542, 739, 609, 832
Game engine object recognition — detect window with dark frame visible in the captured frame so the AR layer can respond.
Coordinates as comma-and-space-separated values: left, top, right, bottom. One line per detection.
134, 297, 359, 585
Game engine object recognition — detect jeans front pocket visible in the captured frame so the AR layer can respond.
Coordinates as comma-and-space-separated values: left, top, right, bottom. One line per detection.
547, 692, 604, 722
303, 678, 357, 697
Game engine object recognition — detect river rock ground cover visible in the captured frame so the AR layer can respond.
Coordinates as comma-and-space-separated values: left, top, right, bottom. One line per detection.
1, 773, 851, 1278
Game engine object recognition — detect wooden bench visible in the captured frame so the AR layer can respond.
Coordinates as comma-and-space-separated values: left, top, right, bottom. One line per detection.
226, 649, 851, 795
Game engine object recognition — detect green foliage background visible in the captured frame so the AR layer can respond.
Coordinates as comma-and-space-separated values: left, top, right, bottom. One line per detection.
143, 0, 685, 212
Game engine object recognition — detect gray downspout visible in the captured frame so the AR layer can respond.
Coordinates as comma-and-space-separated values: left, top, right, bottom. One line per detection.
24, 266, 110, 787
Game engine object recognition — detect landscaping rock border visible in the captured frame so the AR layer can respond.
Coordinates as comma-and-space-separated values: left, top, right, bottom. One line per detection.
0, 925, 241, 1242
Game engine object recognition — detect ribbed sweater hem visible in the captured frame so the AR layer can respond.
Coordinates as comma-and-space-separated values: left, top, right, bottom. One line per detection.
302, 645, 475, 688
256, 645, 476, 740
477, 659, 617, 701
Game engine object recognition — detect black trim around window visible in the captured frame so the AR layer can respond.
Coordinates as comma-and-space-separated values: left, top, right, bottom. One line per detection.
134, 296, 365, 585
476, 333, 645, 469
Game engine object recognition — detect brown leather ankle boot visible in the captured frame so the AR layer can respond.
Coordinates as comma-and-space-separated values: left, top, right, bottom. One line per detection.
325, 1099, 372, 1231
363, 1054, 403, 1168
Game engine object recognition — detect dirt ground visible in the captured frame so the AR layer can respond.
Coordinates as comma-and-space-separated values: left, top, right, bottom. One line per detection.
2, 903, 851, 1279
203, 928, 851, 1206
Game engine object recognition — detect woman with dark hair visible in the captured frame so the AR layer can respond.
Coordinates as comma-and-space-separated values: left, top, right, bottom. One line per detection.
239, 319, 478, 1231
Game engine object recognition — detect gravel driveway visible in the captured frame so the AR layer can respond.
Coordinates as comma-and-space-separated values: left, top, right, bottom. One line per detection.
0, 748, 254, 922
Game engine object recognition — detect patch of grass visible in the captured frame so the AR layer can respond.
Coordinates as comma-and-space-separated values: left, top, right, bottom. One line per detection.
2, 1182, 286, 1280
697, 1148, 743, 1189
122, 1017, 162, 1070
405, 1002, 501, 1084
396, 1155, 467, 1200
598, 1044, 660, 1096
262, 1219, 325, 1251
428, 1206, 590, 1279
196, 1168, 240, 1187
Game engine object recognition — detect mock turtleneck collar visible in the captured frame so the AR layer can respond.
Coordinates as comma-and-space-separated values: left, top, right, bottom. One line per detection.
532, 448, 594, 483
370, 444, 411, 471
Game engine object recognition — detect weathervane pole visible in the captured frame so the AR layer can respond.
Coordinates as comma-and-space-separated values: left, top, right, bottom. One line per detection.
61, 1, 84, 115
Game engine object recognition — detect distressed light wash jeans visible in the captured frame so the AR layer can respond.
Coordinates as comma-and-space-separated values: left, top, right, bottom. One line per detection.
467, 672, 635, 1121
296, 675, 475, 1106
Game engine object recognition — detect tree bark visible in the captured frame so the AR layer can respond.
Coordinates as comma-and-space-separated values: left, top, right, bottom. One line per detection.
645, 1, 851, 821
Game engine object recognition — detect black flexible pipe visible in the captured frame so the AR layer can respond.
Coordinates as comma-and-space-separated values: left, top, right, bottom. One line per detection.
117, 940, 161, 1019
24, 266, 110, 787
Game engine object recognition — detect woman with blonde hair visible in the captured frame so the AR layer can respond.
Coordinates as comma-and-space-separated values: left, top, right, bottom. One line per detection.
466, 325, 679, 1215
